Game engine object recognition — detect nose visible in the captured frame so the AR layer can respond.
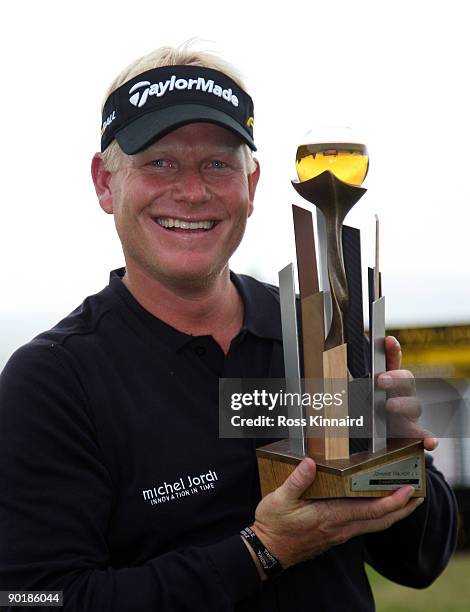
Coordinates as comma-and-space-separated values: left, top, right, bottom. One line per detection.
172, 168, 211, 205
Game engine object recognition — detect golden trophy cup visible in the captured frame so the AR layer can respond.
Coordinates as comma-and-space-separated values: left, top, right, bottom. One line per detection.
256, 127, 425, 499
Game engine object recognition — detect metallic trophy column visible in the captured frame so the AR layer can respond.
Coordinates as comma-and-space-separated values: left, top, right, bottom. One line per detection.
279, 263, 305, 456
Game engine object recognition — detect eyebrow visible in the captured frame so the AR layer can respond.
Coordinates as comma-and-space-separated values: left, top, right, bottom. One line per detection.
134, 142, 242, 161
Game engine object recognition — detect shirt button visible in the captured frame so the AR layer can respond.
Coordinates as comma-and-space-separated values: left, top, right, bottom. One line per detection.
195, 345, 206, 356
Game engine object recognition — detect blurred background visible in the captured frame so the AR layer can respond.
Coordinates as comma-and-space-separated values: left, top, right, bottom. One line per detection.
1, 1, 469, 609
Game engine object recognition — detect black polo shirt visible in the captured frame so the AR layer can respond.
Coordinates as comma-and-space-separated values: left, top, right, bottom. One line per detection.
0, 268, 457, 612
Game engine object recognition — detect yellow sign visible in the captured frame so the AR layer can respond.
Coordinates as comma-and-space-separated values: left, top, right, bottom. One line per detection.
388, 324, 470, 378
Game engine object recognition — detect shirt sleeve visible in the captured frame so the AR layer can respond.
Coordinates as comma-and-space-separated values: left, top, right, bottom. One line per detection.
364, 453, 458, 588
0, 343, 262, 611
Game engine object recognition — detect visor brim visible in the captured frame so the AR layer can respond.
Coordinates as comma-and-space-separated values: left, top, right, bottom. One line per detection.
115, 104, 256, 155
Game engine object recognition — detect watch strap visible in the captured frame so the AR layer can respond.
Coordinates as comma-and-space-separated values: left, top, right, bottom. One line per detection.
240, 525, 284, 579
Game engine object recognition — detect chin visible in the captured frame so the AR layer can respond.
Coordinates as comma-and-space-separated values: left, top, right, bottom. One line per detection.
150, 261, 229, 288
125, 242, 234, 288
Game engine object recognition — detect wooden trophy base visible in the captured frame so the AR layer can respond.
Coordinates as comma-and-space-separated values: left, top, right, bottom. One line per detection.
256, 438, 425, 499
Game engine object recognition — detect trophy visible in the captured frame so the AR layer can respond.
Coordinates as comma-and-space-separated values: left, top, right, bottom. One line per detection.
256, 127, 425, 498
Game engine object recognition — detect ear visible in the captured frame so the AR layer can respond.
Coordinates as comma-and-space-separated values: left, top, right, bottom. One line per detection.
247, 158, 260, 217
91, 153, 114, 214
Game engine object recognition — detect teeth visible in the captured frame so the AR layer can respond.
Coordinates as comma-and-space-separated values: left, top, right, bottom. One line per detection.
156, 218, 215, 230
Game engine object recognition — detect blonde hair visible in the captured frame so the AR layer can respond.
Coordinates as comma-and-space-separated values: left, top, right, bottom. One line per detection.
101, 40, 256, 173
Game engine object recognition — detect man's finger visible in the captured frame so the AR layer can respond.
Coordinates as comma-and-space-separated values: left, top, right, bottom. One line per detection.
344, 497, 424, 539
277, 457, 317, 503
386, 396, 422, 419
378, 370, 416, 397
338, 485, 415, 523
385, 336, 402, 370
424, 437, 439, 451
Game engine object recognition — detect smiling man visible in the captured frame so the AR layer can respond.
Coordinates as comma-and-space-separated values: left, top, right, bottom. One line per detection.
92, 121, 258, 353
0, 43, 457, 611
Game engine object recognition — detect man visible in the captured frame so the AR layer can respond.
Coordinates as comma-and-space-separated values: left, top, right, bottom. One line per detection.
0, 43, 457, 611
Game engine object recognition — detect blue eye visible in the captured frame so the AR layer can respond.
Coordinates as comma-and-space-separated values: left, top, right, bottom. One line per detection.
149, 157, 177, 170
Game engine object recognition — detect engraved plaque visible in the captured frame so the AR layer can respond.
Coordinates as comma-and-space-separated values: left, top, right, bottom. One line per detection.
351, 455, 422, 492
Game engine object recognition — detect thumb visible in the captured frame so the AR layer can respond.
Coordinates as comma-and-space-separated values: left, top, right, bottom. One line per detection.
277, 457, 317, 503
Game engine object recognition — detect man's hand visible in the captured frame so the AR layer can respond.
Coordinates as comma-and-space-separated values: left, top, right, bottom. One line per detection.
251, 457, 424, 569
378, 336, 438, 451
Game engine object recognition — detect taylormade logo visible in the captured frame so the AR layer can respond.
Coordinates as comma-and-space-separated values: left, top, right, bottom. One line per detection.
128, 75, 239, 108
